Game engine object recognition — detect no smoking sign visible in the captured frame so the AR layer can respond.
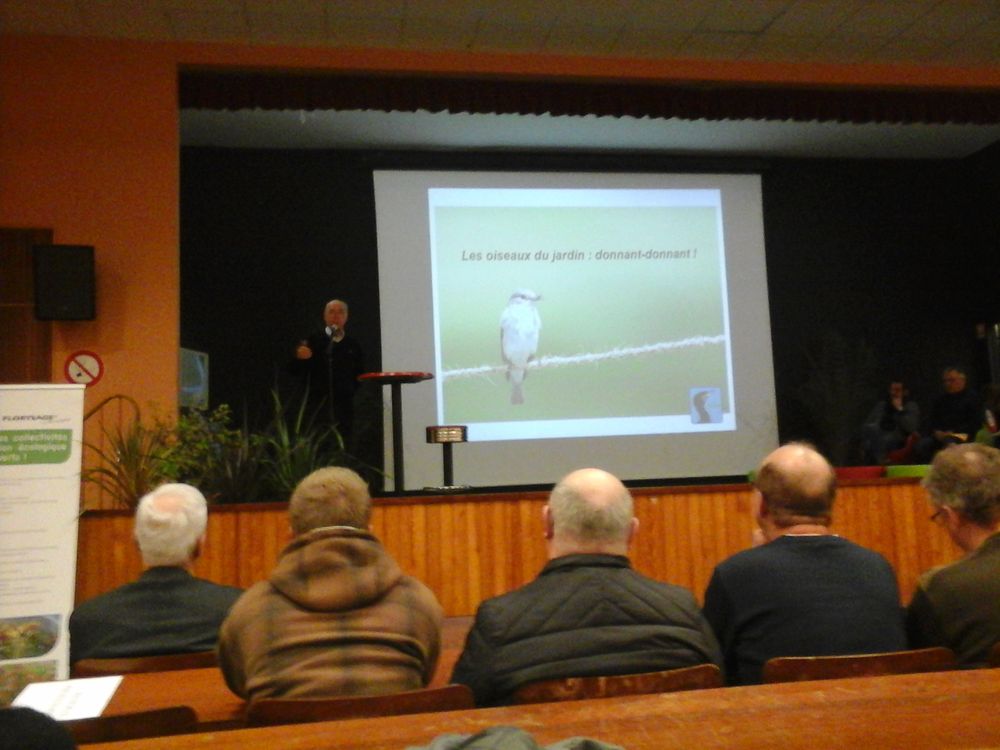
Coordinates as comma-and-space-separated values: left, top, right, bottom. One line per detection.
64, 350, 104, 386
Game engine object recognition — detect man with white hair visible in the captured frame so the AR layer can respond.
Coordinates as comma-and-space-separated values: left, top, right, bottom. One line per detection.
907, 443, 1000, 665
451, 467, 722, 706
69, 483, 242, 664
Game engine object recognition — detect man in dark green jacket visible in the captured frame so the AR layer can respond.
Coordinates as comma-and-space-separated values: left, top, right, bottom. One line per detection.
907, 443, 1000, 665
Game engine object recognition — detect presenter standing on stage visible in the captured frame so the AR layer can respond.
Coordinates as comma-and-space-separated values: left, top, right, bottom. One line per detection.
290, 299, 364, 446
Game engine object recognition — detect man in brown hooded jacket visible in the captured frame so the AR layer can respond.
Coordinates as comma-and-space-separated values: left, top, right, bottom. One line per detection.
218, 467, 443, 700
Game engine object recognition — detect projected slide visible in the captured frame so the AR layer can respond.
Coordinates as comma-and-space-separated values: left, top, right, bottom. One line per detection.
429, 188, 733, 441
374, 170, 776, 489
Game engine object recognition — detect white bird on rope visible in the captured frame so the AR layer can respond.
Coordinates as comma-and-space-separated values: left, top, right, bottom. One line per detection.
500, 288, 541, 405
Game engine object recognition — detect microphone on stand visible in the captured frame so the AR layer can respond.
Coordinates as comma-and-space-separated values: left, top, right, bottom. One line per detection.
326, 326, 337, 423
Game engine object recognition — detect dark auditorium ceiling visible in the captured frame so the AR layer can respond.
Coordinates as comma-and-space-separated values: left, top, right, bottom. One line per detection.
3, 0, 999, 158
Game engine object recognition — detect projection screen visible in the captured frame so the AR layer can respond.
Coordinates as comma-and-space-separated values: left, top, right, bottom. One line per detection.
373, 170, 777, 490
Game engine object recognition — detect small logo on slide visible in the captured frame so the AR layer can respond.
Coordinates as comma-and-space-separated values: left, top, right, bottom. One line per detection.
689, 387, 722, 424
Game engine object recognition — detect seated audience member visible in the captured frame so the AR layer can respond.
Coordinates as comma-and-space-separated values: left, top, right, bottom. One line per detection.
702, 443, 906, 685
0, 707, 76, 750
979, 384, 1000, 448
69, 483, 242, 664
861, 380, 920, 464
451, 467, 723, 707
914, 366, 982, 463
218, 467, 443, 700
907, 443, 1000, 665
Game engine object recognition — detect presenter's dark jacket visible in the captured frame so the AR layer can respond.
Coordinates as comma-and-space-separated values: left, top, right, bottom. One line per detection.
288, 331, 364, 420
907, 531, 1000, 666
450, 553, 724, 706
68, 567, 243, 664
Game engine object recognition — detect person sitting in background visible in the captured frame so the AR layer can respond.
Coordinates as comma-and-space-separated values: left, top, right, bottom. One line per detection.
218, 467, 442, 701
702, 443, 906, 685
914, 366, 982, 463
907, 443, 1000, 666
69, 484, 243, 664
451, 467, 723, 707
861, 380, 920, 464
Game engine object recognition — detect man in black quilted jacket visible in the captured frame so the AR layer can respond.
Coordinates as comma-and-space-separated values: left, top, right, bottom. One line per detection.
450, 467, 723, 706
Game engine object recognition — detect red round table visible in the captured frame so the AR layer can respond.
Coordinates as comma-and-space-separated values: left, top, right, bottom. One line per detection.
357, 371, 434, 491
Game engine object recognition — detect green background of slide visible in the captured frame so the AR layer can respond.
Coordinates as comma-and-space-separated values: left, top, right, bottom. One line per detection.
433, 204, 729, 424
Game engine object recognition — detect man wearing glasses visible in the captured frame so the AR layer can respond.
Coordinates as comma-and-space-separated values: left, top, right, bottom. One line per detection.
907, 443, 1000, 666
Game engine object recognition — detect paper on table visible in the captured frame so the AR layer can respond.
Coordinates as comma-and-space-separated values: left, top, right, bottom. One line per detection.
12, 675, 123, 720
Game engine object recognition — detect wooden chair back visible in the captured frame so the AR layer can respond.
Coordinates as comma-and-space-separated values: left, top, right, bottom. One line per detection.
511, 663, 723, 704
72, 650, 218, 677
63, 706, 197, 744
762, 647, 956, 684
245, 684, 475, 727
988, 642, 1000, 668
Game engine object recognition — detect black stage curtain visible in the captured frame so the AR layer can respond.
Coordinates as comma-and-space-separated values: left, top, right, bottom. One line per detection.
179, 69, 1000, 125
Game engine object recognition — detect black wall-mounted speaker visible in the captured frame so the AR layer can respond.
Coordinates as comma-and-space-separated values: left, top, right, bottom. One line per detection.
32, 244, 96, 321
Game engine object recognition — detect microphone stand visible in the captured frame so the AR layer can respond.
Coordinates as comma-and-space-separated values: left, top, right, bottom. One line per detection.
326, 328, 337, 425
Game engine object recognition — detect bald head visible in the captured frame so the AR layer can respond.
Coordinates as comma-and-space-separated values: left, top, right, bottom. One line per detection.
754, 443, 836, 527
546, 468, 636, 557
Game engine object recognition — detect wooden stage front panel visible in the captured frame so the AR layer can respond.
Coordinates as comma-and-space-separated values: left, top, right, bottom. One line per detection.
76, 479, 958, 617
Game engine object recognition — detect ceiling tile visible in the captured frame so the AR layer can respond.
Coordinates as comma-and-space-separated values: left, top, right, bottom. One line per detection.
872, 35, 958, 64
767, 0, 865, 35
550, 0, 638, 27
247, 10, 327, 46
325, 15, 402, 48
611, 28, 692, 58
941, 32, 1000, 65
472, 0, 567, 26
545, 21, 621, 56
626, 0, 717, 33
323, 0, 405, 18
697, 0, 792, 34
399, 16, 478, 51
836, 1, 938, 37
472, 20, 549, 54
683, 31, 756, 60
901, 0, 999, 39
166, 5, 248, 42
0, 0, 81, 35
811, 32, 888, 63
161, 0, 237, 11
404, 0, 487, 25
244, 0, 325, 14
743, 32, 827, 63
79, 1, 173, 39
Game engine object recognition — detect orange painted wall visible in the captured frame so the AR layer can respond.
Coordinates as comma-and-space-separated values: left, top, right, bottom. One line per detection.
3, 32, 998, 430
0, 36, 180, 418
